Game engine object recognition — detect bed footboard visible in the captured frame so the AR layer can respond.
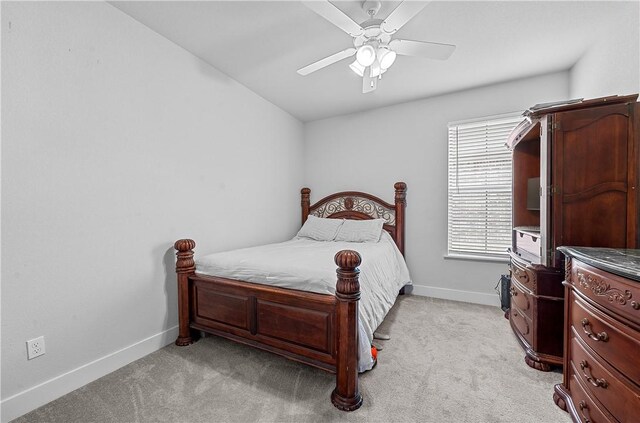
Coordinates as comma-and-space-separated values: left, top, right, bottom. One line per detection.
173, 240, 362, 411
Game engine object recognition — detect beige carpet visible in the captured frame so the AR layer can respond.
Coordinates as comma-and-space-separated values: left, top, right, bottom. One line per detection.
14, 295, 571, 423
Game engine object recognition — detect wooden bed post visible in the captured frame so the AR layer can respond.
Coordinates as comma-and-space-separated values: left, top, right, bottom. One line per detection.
301, 187, 311, 225
174, 239, 196, 346
394, 182, 407, 256
331, 250, 363, 412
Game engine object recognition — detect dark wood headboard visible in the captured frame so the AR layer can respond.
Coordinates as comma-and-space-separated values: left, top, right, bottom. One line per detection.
300, 182, 407, 256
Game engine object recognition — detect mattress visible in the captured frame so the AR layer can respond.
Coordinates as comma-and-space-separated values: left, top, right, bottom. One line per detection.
195, 231, 412, 372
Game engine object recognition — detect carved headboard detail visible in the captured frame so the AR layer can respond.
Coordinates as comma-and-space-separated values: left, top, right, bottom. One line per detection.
301, 182, 407, 256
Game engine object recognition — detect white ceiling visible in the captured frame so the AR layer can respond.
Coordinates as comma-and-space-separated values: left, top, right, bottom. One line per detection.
109, 1, 634, 122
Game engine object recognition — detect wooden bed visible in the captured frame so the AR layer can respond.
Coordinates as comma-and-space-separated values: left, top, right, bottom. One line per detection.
173, 182, 407, 411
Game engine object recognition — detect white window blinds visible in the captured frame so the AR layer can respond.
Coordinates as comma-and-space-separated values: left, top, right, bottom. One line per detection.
447, 113, 522, 258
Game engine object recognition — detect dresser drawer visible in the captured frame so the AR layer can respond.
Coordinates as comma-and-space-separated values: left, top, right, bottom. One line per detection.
510, 257, 535, 293
510, 281, 533, 319
568, 370, 616, 423
570, 294, 640, 385
510, 306, 533, 346
514, 229, 541, 259
570, 260, 640, 324
570, 335, 640, 423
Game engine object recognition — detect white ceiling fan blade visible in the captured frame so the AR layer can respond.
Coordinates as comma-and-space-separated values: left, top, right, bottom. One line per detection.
302, 1, 364, 37
297, 48, 357, 76
381, 1, 430, 34
362, 67, 377, 93
389, 39, 456, 60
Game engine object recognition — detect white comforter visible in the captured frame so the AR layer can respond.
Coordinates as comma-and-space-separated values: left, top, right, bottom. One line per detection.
195, 231, 411, 372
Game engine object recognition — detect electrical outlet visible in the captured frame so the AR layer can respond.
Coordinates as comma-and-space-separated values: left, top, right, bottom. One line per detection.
26, 336, 45, 360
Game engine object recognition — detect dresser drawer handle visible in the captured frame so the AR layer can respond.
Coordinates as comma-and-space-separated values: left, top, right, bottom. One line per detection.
510, 287, 518, 296
513, 267, 529, 283
579, 360, 609, 388
578, 401, 591, 423
581, 318, 609, 342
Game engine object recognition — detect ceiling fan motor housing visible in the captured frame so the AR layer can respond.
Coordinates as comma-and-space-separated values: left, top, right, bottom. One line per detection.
353, 20, 391, 48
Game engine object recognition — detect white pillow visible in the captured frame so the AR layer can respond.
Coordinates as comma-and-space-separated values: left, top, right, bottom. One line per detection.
296, 215, 344, 241
335, 219, 385, 243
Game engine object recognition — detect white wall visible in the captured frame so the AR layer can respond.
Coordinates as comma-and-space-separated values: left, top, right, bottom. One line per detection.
3, 1, 638, 421
0, 2, 303, 421
570, 1, 640, 98
304, 72, 570, 305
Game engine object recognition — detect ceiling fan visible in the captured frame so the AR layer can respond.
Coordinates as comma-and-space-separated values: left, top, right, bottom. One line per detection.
297, 0, 456, 93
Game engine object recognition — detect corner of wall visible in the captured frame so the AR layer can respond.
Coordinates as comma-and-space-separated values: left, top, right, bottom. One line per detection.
569, 4, 640, 99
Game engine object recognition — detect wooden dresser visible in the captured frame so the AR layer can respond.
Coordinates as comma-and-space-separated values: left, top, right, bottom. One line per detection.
554, 247, 640, 423
507, 95, 640, 371
509, 252, 564, 371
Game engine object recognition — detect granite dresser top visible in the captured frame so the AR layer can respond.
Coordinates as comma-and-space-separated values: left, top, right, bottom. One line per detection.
557, 246, 640, 282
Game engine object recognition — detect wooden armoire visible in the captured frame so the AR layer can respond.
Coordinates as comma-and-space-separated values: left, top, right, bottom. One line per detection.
506, 94, 639, 371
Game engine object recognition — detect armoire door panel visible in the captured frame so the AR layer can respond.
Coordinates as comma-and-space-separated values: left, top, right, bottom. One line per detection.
552, 103, 637, 267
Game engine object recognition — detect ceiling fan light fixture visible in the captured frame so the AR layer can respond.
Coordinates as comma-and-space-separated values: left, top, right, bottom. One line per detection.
356, 44, 376, 67
377, 47, 397, 70
349, 60, 365, 77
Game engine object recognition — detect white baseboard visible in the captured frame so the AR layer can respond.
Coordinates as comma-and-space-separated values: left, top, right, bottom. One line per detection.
409, 284, 501, 307
1, 326, 178, 423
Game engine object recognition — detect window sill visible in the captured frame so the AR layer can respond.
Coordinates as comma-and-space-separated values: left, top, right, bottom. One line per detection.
444, 253, 510, 264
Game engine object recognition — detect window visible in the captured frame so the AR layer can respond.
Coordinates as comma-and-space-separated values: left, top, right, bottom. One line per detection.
447, 113, 522, 259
